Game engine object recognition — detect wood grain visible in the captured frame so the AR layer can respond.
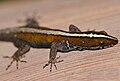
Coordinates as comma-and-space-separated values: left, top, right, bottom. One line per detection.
0, 0, 120, 81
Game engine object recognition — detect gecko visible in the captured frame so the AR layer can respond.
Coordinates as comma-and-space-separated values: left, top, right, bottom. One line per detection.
0, 17, 118, 72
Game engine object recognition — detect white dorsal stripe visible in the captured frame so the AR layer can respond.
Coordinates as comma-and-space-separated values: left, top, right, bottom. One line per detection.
1, 27, 115, 40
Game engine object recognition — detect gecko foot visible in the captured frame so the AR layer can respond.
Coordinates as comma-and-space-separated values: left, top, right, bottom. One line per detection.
3, 55, 27, 70
43, 56, 64, 72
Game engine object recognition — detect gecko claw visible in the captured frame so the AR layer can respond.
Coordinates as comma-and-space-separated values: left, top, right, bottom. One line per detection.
3, 55, 27, 70
43, 56, 64, 72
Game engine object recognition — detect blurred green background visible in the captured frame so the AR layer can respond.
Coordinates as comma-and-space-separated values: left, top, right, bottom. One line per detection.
0, 0, 10, 2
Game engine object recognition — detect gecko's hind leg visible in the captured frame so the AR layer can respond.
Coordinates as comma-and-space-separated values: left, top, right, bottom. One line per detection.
3, 43, 30, 70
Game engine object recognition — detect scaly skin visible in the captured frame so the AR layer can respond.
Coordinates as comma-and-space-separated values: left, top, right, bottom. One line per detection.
0, 17, 118, 72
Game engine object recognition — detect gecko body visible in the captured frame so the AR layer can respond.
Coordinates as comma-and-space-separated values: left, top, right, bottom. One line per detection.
1, 18, 118, 72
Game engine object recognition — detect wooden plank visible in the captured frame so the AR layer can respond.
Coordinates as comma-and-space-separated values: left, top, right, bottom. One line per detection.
0, 0, 119, 81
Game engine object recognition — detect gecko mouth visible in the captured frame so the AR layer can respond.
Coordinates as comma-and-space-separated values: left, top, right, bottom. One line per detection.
84, 43, 116, 50
101, 44, 113, 49
100, 42, 117, 49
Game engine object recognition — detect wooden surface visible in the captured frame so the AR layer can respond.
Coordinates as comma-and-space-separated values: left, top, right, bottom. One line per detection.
0, 0, 120, 81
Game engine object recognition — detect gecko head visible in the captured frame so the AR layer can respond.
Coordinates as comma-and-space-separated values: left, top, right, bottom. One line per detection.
81, 31, 118, 50
92, 31, 118, 49
98, 36, 118, 49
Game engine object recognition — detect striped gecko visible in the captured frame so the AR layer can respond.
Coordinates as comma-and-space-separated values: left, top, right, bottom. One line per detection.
1, 17, 118, 72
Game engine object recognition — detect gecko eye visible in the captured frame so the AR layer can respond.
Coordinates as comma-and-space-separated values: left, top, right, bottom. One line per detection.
100, 41, 104, 45
99, 41, 105, 49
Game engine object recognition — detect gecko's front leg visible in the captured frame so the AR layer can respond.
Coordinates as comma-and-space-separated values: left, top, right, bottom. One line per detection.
3, 42, 30, 70
43, 42, 64, 72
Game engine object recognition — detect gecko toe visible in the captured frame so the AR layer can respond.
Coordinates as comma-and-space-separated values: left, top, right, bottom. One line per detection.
3, 56, 11, 59
43, 56, 64, 72
20, 60, 27, 63
4, 55, 27, 70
